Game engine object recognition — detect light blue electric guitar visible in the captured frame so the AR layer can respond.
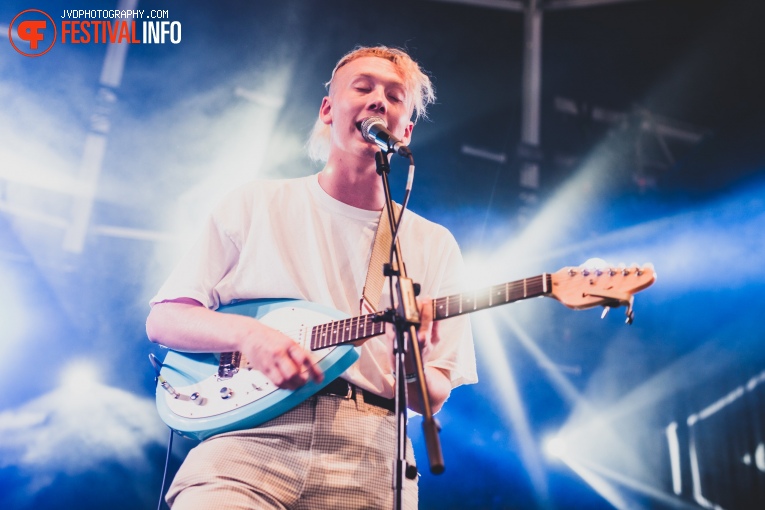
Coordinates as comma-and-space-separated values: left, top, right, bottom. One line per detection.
155, 263, 655, 440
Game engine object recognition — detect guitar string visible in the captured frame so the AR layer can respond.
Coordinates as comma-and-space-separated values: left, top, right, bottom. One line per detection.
228, 278, 547, 354
433, 276, 546, 309
221, 315, 382, 355
230, 277, 553, 353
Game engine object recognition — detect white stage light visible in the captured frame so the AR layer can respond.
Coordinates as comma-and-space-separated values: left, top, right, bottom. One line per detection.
543, 435, 566, 460
60, 359, 101, 391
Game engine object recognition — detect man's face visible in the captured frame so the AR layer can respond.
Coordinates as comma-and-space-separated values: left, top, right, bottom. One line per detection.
320, 56, 414, 161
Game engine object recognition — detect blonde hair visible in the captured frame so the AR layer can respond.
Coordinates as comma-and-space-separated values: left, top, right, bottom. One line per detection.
307, 46, 436, 162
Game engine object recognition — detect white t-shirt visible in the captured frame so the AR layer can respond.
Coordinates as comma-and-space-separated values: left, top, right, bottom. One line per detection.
151, 173, 477, 397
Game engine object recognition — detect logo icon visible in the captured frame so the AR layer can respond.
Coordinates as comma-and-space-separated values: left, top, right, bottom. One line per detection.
9, 9, 57, 57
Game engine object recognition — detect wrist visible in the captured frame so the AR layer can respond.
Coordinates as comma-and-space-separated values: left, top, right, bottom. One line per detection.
392, 370, 419, 383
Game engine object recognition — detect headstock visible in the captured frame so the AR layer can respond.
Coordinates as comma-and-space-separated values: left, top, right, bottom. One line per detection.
550, 259, 656, 324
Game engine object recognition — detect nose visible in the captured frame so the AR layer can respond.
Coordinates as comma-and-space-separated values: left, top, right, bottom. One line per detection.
366, 87, 387, 115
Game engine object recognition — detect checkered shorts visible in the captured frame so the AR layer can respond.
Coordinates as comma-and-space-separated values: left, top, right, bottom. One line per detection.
166, 393, 418, 509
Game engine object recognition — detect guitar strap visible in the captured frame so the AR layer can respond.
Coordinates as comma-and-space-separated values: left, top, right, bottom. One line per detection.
360, 201, 402, 314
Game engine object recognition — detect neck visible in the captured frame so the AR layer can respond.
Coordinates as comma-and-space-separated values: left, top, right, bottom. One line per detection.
318, 152, 385, 210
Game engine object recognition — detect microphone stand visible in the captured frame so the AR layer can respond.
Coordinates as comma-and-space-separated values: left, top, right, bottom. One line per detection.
374, 151, 444, 510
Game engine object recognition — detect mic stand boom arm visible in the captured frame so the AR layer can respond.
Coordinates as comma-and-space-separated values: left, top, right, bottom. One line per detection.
374, 151, 445, 510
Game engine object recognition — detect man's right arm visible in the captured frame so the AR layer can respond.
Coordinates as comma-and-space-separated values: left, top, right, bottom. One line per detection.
146, 298, 323, 390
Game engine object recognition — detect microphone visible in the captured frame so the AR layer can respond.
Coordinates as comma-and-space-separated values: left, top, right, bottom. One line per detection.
359, 116, 411, 157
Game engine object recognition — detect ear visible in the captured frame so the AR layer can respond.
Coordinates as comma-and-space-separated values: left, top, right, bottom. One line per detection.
401, 121, 414, 145
319, 96, 332, 125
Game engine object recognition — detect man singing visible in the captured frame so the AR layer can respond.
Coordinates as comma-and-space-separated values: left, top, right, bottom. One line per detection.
147, 45, 477, 509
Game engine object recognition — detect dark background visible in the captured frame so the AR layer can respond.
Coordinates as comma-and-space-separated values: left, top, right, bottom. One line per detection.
1, 0, 764, 508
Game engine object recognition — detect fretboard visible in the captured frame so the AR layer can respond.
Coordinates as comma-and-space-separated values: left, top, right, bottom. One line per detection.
433, 273, 551, 320
310, 313, 387, 351
310, 274, 551, 351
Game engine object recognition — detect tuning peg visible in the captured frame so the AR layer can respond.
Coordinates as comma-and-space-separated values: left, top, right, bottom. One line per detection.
601, 306, 610, 319
624, 296, 635, 325
582, 258, 608, 269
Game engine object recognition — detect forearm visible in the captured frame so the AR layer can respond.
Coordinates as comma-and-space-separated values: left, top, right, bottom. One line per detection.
146, 299, 266, 353
146, 299, 323, 389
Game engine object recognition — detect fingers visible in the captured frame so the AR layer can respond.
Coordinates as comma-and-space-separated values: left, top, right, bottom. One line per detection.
260, 342, 323, 390
383, 298, 439, 367
416, 297, 434, 346
285, 343, 324, 384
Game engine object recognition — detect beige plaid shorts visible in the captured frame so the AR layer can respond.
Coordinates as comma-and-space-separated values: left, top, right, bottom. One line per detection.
166, 392, 418, 509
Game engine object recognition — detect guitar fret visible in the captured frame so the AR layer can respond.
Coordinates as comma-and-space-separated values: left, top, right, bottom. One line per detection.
493, 285, 503, 306
530, 275, 541, 295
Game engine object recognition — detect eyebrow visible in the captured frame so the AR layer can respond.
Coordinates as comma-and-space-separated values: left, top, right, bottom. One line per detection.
352, 73, 406, 90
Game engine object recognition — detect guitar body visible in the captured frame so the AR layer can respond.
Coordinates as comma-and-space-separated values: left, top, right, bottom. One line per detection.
155, 298, 360, 441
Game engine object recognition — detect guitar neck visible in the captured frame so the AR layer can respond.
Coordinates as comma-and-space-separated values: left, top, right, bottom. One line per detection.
433, 273, 552, 321
309, 273, 551, 350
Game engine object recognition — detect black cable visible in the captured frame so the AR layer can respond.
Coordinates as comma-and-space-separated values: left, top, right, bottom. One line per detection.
388, 152, 414, 270
157, 427, 174, 510
149, 353, 174, 510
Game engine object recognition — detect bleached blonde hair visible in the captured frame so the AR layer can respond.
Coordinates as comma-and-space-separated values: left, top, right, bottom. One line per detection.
307, 46, 436, 162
